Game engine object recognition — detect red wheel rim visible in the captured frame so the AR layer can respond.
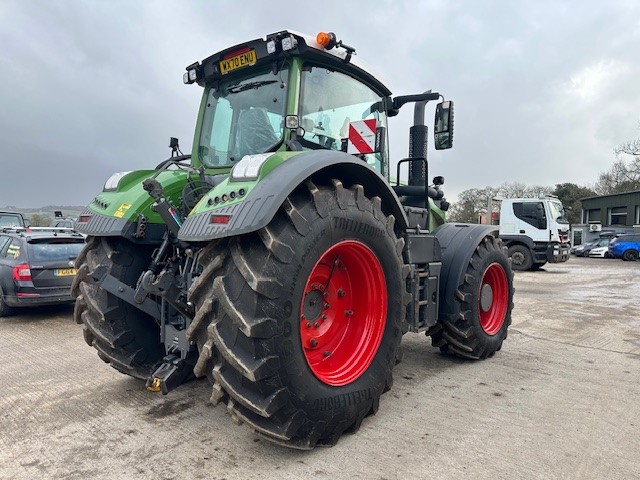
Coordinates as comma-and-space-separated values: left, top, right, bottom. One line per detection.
300, 240, 387, 386
478, 262, 508, 335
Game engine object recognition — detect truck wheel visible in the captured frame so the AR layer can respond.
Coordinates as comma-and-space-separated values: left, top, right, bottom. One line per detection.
188, 180, 408, 449
432, 236, 513, 359
530, 261, 546, 270
72, 236, 164, 379
622, 250, 638, 261
508, 244, 532, 271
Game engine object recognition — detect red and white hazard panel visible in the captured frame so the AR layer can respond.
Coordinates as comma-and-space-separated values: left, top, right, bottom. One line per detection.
347, 119, 378, 154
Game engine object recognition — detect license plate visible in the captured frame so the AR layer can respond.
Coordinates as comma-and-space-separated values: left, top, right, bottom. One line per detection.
55, 268, 77, 277
219, 49, 257, 74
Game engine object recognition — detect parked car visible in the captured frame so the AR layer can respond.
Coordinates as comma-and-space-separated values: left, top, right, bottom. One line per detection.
608, 234, 640, 261
572, 241, 596, 256
50, 211, 77, 230
0, 228, 85, 316
588, 246, 613, 258
0, 211, 28, 228
576, 238, 611, 257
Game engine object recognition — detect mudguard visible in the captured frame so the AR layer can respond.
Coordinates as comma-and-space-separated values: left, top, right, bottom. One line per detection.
499, 234, 535, 250
178, 150, 409, 242
433, 223, 500, 322
74, 169, 190, 244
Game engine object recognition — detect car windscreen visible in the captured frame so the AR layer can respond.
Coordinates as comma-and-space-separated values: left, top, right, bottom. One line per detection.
0, 214, 24, 227
27, 239, 85, 263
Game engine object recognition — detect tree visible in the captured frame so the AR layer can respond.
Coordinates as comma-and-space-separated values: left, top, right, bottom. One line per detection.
594, 135, 640, 195
447, 186, 500, 223
29, 213, 52, 227
552, 183, 596, 224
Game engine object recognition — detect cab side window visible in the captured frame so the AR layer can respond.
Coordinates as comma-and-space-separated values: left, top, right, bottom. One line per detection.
513, 202, 547, 229
298, 64, 388, 174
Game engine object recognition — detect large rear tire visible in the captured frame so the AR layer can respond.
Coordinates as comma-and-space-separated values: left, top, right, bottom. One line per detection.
72, 237, 164, 379
431, 236, 513, 359
622, 249, 638, 261
187, 180, 408, 449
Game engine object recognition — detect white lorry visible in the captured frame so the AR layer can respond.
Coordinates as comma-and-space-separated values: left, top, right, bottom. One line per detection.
497, 196, 570, 271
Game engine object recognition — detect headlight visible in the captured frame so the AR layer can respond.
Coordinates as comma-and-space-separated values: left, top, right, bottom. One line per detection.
230, 153, 273, 181
103, 171, 132, 191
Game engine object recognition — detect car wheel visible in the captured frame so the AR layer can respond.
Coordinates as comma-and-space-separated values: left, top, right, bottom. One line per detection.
0, 287, 14, 317
622, 249, 639, 261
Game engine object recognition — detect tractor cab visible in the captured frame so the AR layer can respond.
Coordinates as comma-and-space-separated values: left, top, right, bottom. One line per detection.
185, 30, 453, 198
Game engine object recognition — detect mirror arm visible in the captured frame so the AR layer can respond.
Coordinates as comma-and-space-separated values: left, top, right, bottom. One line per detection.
391, 92, 441, 121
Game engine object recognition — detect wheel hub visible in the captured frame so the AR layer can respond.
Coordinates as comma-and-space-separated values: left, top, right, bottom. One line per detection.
302, 288, 324, 322
480, 284, 493, 312
511, 252, 525, 265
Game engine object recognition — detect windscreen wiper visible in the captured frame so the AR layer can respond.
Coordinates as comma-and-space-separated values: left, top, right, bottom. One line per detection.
227, 80, 277, 94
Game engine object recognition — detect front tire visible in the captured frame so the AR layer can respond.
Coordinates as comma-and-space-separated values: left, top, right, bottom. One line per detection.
72, 237, 164, 379
188, 180, 408, 449
508, 244, 533, 271
431, 236, 514, 359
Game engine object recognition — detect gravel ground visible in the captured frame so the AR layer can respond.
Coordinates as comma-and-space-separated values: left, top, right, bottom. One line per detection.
1, 256, 639, 480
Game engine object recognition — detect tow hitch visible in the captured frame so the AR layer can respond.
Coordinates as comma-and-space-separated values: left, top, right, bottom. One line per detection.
76, 256, 198, 395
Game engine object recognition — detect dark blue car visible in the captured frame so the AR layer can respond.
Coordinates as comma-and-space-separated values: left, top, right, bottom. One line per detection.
608, 234, 640, 261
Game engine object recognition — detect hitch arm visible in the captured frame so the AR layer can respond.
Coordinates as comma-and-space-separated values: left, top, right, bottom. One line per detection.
76, 264, 162, 320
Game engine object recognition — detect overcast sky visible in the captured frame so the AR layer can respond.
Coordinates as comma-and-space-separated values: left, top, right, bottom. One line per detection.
1, 0, 639, 208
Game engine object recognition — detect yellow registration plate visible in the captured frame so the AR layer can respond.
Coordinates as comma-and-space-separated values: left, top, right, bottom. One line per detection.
219, 49, 257, 74
55, 268, 77, 277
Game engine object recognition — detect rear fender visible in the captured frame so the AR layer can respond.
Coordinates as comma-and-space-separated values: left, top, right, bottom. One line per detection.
74, 170, 190, 243
178, 150, 408, 242
433, 223, 500, 322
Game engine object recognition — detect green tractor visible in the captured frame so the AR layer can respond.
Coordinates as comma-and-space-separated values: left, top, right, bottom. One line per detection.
72, 30, 514, 449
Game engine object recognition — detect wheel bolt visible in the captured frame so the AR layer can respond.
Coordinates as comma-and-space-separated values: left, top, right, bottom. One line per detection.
323, 351, 332, 357
345, 310, 353, 316
301, 314, 305, 320
314, 322, 320, 328
338, 289, 345, 297
324, 303, 330, 309
321, 314, 327, 320
310, 339, 318, 348
306, 322, 312, 329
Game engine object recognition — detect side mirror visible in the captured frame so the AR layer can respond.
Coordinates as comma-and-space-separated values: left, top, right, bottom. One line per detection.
434, 101, 454, 150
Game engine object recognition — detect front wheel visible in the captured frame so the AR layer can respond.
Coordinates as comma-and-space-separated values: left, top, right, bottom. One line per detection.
431, 236, 514, 359
508, 244, 533, 271
188, 180, 408, 449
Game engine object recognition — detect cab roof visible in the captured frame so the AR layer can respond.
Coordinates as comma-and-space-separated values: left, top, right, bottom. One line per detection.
186, 30, 393, 97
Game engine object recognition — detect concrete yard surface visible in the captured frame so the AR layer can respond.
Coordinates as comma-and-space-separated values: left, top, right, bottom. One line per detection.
0, 257, 639, 479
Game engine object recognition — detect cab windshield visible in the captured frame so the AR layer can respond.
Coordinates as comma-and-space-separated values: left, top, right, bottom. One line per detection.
198, 67, 288, 168
548, 201, 569, 224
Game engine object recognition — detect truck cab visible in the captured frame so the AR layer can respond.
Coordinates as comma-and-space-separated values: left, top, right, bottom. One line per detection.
498, 196, 570, 270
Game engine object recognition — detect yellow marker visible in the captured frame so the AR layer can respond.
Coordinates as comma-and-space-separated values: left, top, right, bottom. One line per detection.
114, 203, 132, 218
146, 377, 162, 392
